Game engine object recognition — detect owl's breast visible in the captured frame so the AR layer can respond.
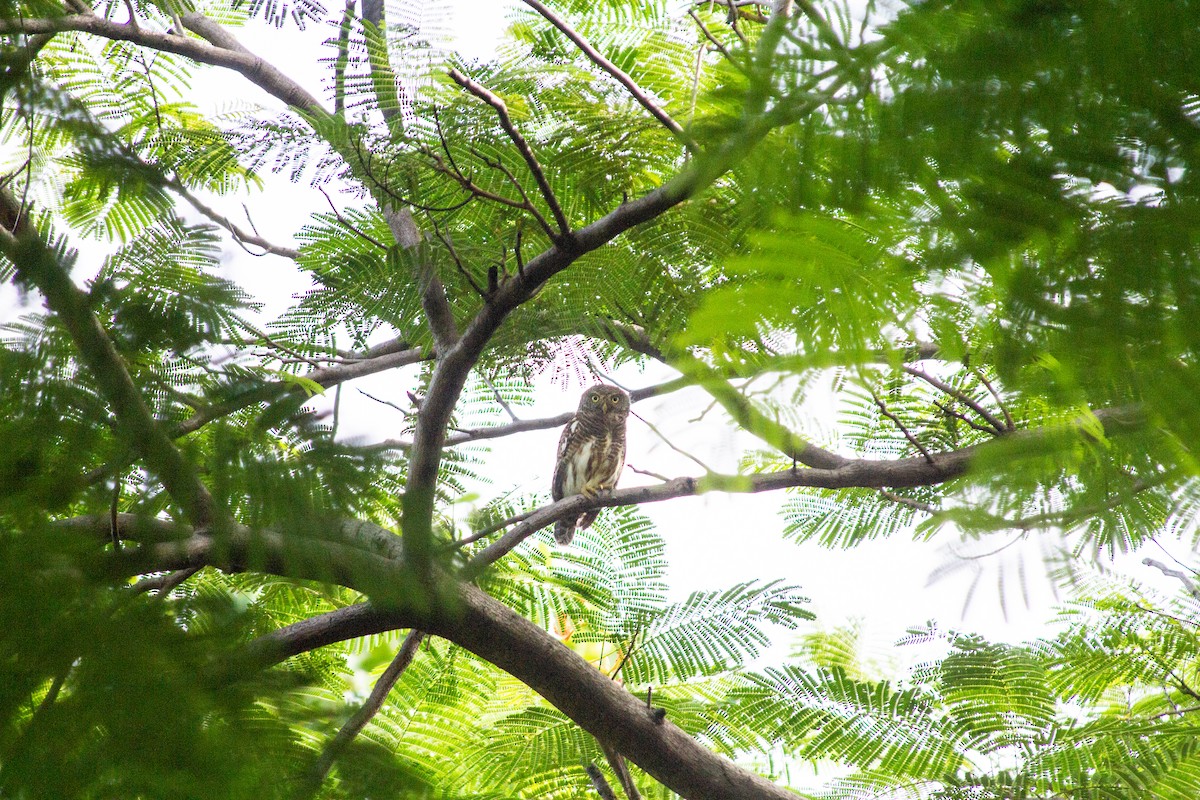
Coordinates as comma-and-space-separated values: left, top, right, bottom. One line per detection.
560, 438, 595, 496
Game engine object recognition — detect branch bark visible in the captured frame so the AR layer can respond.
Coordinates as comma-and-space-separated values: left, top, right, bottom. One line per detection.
171, 340, 427, 437
0, 13, 325, 113
172, 181, 300, 259
376, 375, 690, 450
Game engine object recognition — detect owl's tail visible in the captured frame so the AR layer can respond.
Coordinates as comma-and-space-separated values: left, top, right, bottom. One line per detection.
554, 520, 575, 545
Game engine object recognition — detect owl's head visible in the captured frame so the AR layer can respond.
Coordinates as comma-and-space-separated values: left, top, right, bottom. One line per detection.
579, 384, 630, 421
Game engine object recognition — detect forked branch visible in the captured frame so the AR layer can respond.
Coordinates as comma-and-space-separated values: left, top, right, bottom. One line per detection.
448, 68, 571, 238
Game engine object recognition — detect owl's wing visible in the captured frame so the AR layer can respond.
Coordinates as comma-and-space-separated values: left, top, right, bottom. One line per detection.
551, 418, 577, 501
607, 437, 627, 486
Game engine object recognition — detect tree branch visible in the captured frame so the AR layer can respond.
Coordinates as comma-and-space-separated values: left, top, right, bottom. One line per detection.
172, 181, 300, 259
1143, 558, 1200, 601
519, 0, 689, 143
0, 189, 217, 529
447, 67, 571, 237
870, 389, 934, 465
129, 566, 202, 595
399, 61, 819, 578
0, 13, 325, 113
587, 764, 619, 800
158, 404, 1140, 799
376, 376, 690, 450
383, 207, 460, 357
306, 629, 427, 790
601, 321, 847, 470
172, 341, 427, 438
903, 365, 1008, 436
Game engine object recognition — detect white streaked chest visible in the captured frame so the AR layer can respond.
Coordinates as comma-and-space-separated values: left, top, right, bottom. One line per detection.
562, 433, 611, 495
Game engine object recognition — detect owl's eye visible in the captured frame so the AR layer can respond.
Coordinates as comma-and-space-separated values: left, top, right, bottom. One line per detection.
590, 394, 600, 403
611, 394, 622, 403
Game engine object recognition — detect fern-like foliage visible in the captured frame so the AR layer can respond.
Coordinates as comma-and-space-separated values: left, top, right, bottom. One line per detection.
5, 0, 1200, 797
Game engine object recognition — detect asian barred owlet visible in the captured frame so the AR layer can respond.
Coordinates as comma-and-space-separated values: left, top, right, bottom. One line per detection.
551, 384, 630, 545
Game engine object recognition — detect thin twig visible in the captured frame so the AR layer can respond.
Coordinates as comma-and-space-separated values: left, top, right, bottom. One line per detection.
484, 376, 520, 422
628, 408, 715, 475
904, 365, 1007, 436
519, 0, 691, 144
448, 508, 541, 549
688, 8, 735, 63
1150, 704, 1200, 721
878, 489, 934, 513
934, 399, 1000, 436
971, 367, 1015, 432
467, 146, 558, 241
870, 389, 934, 464
600, 740, 643, 800
357, 387, 415, 416
429, 218, 488, 299
379, 376, 691, 450
421, 144, 543, 220
317, 186, 389, 251
587, 764, 618, 800
307, 630, 426, 790
130, 566, 202, 595
447, 68, 571, 238
626, 464, 671, 483
172, 181, 300, 259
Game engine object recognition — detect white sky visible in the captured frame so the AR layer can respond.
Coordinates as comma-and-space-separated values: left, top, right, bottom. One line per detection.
4, 0, 1193, 675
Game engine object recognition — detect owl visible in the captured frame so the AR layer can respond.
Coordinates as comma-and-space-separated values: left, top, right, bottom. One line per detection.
552, 384, 630, 545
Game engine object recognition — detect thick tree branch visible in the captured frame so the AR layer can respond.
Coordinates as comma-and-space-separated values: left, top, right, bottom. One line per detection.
383, 207, 460, 356
215, 406, 1147, 798
0, 13, 325, 113
240, 582, 804, 800
360, 0, 461, 357
519, 0, 688, 142
104, 520, 799, 800
333, 0, 355, 114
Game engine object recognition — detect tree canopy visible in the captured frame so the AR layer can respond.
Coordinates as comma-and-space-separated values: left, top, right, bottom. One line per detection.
3, 0, 1200, 797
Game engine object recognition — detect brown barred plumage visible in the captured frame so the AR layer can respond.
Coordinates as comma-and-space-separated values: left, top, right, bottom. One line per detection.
551, 384, 629, 545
